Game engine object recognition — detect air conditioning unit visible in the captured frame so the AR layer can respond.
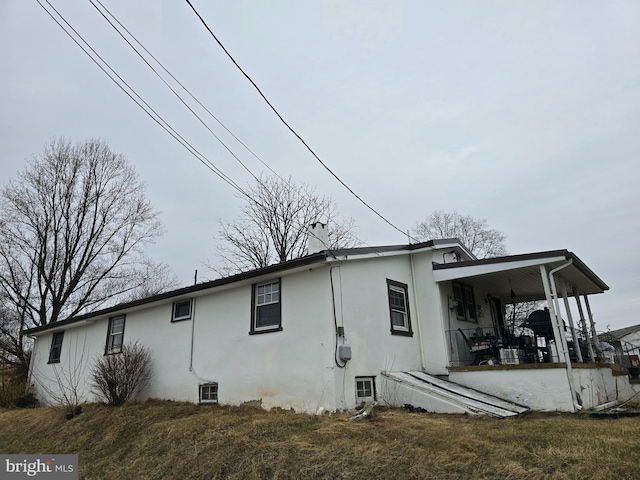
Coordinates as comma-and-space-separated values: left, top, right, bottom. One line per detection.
500, 348, 520, 365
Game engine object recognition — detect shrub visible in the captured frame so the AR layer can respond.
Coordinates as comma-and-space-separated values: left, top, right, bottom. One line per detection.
0, 366, 27, 407
90, 341, 152, 406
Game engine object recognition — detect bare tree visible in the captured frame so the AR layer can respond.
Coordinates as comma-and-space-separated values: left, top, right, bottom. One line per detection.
213, 174, 360, 275
0, 138, 176, 343
414, 210, 508, 259
415, 210, 542, 332
90, 340, 153, 406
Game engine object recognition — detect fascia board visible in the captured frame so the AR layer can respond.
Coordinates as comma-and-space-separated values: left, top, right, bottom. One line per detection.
432, 256, 567, 283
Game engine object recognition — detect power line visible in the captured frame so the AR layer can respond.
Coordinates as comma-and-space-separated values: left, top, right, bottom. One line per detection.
183, 0, 418, 242
91, 0, 284, 185
38, 1, 378, 269
88, 0, 378, 253
36, 0, 249, 200
90, 0, 261, 185
36, 1, 344, 264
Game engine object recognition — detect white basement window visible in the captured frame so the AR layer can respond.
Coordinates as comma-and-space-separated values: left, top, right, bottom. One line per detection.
355, 376, 376, 404
199, 383, 218, 404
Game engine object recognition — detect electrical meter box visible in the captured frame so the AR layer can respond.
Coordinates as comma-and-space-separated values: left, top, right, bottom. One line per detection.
338, 345, 352, 361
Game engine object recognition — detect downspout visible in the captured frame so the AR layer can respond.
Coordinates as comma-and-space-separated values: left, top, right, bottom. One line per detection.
409, 252, 426, 371
189, 298, 197, 372
543, 260, 581, 411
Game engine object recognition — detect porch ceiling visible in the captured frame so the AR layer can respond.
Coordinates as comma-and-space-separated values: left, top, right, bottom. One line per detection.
432, 250, 608, 303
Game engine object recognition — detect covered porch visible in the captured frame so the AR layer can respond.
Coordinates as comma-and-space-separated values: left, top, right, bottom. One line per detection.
431, 250, 638, 411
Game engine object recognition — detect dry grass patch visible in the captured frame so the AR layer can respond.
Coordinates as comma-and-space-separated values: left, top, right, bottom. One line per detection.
1, 401, 639, 479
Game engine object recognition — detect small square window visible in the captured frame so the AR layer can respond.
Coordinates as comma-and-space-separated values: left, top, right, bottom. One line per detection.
355, 376, 376, 404
199, 383, 218, 404
106, 315, 125, 354
387, 279, 413, 336
172, 299, 192, 322
48, 332, 64, 364
250, 279, 282, 334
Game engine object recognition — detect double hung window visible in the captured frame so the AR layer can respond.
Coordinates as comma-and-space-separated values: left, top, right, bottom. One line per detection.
106, 315, 125, 354
387, 279, 413, 336
250, 279, 282, 334
48, 332, 64, 363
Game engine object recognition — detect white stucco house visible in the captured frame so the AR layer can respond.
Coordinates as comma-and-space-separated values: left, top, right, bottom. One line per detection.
25, 227, 640, 416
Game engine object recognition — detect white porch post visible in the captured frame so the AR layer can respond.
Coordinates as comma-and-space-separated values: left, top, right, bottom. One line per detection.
573, 287, 596, 362
561, 282, 583, 363
584, 295, 602, 360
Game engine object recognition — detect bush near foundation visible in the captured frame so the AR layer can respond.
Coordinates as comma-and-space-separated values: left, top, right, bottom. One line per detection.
90, 341, 152, 406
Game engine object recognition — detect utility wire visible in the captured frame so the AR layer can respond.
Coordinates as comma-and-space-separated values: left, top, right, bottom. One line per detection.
184, 0, 418, 242
38, 1, 371, 265
90, 0, 260, 184
36, 0, 249, 200
89, 0, 378, 255
91, 0, 284, 185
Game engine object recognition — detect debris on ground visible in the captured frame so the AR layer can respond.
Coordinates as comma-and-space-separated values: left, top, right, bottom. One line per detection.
350, 401, 377, 421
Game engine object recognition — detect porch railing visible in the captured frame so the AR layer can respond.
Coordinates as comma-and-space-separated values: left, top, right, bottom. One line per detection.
447, 326, 585, 367
448, 326, 640, 378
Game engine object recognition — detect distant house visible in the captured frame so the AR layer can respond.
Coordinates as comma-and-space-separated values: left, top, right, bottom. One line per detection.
600, 324, 640, 376
25, 226, 640, 416
601, 324, 640, 347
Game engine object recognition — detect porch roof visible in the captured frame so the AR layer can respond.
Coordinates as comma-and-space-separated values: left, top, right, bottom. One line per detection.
432, 250, 608, 303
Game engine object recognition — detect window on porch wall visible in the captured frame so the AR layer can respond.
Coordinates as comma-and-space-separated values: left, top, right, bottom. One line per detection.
453, 281, 477, 323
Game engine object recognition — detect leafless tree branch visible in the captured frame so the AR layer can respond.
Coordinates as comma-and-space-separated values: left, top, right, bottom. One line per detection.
0, 138, 176, 336
414, 210, 508, 259
211, 174, 360, 276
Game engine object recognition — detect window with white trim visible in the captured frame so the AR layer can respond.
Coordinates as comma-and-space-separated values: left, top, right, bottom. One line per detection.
453, 281, 477, 323
250, 279, 282, 334
199, 383, 218, 404
387, 279, 413, 336
106, 315, 125, 354
172, 299, 192, 322
355, 376, 376, 404
48, 331, 64, 364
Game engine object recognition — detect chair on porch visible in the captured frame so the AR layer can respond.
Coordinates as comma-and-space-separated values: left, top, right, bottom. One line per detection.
458, 328, 494, 365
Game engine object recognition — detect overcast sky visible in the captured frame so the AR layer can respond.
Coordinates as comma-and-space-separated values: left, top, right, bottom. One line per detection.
1, 1, 639, 331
